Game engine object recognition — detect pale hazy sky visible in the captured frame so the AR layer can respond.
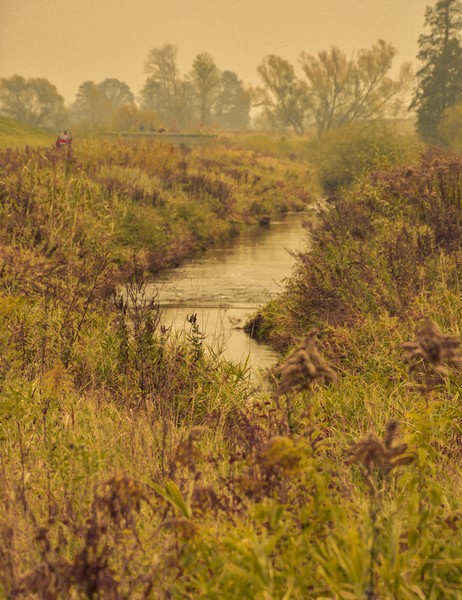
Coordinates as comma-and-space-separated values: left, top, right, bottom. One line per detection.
0, 0, 430, 105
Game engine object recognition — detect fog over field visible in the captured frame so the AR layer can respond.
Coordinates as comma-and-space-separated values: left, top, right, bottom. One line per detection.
1, 0, 429, 104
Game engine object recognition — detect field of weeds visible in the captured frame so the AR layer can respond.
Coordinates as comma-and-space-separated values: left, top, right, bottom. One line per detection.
1, 136, 462, 598
0, 138, 313, 275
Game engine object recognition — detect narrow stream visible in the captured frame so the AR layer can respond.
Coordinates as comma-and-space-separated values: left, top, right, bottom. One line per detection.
146, 212, 311, 371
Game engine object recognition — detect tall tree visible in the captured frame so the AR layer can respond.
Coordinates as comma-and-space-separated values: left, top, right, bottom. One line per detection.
300, 41, 411, 133
173, 79, 196, 129
72, 81, 108, 129
98, 78, 135, 113
72, 79, 135, 130
142, 44, 181, 123
411, 0, 462, 143
300, 46, 354, 133
191, 52, 221, 124
255, 55, 310, 135
139, 78, 164, 114
0, 75, 66, 128
214, 71, 251, 129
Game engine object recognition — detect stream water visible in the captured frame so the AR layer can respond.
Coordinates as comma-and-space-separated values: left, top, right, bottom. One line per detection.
146, 212, 312, 372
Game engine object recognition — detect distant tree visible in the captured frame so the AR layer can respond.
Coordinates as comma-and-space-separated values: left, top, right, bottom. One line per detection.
411, 0, 462, 143
139, 78, 164, 114
300, 40, 411, 133
142, 44, 181, 124
214, 70, 251, 129
71, 79, 135, 130
140, 78, 194, 129
98, 78, 135, 113
191, 52, 221, 124
173, 79, 196, 129
255, 55, 310, 135
111, 103, 140, 132
0, 74, 66, 129
72, 81, 108, 129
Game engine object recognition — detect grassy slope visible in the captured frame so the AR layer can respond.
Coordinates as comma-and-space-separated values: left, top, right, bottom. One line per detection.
0, 137, 314, 277
0, 115, 54, 149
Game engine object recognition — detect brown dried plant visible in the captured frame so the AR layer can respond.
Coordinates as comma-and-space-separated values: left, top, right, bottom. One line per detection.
402, 318, 462, 392
223, 436, 304, 504
253, 436, 302, 478
169, 427, 206, 477
11, 474, 148, 599
96, 473, 146, 528
346, 420, 415, 600
272, 331, 337, 399
346, 419, 414, 479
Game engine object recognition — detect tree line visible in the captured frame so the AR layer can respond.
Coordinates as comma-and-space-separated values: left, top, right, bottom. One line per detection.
1, 0, 462, 143
0, 47, 252, 133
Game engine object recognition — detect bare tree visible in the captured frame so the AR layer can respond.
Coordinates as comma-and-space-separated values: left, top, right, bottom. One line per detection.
300, 40, 411, 133
255, 55, 310, 135
142, 44, 181, 122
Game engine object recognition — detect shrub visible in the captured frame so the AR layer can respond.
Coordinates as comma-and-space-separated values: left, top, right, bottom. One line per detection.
252, 149, 462, 353
439, 102, 462, 152
305, 121, 423, 194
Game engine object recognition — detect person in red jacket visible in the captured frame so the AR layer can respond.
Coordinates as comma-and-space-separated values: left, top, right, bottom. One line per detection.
55, 130, 72, 148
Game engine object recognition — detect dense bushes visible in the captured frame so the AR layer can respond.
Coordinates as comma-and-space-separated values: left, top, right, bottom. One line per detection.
250, 149, 462, 351
304, 121, 423, 194
228, 122, 422, 196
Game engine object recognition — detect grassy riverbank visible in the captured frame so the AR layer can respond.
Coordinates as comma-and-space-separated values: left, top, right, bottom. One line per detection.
0, 116, 54, 149
1, 137, 313, 275
1, 130, 462, 598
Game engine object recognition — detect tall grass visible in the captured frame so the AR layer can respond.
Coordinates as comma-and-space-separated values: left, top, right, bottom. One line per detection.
0, 138, 314, 276
251, 148, 462, 350
1, 136, 462, 597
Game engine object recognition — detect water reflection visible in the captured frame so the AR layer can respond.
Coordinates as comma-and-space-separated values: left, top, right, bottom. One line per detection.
146, 212, 311, 369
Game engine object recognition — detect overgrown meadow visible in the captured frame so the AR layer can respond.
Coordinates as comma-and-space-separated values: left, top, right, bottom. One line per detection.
1, 130, 462, 599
